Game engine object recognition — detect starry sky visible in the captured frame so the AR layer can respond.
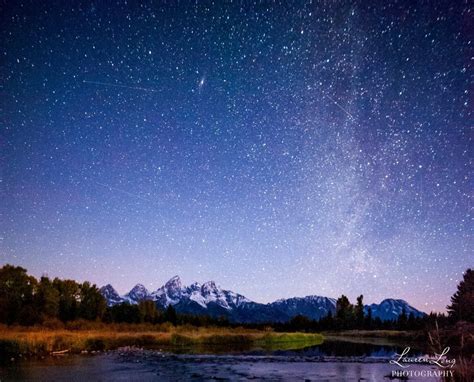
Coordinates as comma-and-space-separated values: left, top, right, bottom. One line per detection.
1, 1, 471, 312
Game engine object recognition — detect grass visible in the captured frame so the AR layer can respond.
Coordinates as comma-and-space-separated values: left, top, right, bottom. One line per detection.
428, 321, 474, 382
0, 322, 324, 360
255, 332, 324, 351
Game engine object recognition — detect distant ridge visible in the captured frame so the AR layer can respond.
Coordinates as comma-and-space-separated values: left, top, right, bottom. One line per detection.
100, 276, 426, 323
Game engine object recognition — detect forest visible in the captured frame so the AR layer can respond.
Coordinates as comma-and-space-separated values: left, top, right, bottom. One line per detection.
1, 264, 472, 331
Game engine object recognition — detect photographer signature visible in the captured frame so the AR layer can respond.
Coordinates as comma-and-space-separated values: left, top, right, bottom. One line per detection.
390, 347, 456, 369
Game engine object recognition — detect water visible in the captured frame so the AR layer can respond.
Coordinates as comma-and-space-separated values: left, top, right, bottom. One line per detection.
0, 339, 443, 381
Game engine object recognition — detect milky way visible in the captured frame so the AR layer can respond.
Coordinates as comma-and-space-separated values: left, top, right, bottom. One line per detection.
1, 1, 471, 312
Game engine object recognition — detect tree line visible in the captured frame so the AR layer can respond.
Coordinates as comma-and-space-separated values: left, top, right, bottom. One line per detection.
0, 264, 106, 325
0, 264, 229, 327
1, 264, 472, 329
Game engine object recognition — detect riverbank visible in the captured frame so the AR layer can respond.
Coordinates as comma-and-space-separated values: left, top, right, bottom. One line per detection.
322, 329, 427, 347
323, 329, 425, 339
0, 323, 323, 360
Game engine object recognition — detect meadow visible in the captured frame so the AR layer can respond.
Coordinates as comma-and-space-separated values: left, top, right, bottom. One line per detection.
0, 321, 324, 360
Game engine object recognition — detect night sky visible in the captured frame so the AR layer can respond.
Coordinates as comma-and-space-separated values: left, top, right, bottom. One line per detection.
1, 1, 471, 312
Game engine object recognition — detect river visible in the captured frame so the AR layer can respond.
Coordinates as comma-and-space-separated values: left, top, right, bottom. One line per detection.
1, 338, 444, 381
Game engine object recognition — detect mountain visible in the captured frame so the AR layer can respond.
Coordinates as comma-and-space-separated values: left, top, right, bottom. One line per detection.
270, 296, 337, 321
364, 298, 426, 321
151, 276, 252, 312
99, 284, 124, 306
124, 283, 151, 303
151, 275, 183, 306
101, 277, 425, 323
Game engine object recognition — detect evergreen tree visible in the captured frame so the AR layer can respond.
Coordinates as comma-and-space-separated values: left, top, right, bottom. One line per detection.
355, 295, 364, 327
397, 308, 408, 330
447, 269, 473, 323
165, 304, 178, 325
336, 295, 354, 328
365, 307, 373, 329
289, 315, 311, 331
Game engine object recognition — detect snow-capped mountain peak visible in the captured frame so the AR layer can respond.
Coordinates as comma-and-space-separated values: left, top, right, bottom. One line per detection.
99, 284, 123, 306
202, 280, 218, 293
165, 275, 182, 289
150, 275, 185, 306
188, 282, 202, 291
195, 281, 251, 310
124, 283, 151, 303
270, 295, 337, 320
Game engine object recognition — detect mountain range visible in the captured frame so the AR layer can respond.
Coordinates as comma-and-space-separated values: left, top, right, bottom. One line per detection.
100, 275, 426, 322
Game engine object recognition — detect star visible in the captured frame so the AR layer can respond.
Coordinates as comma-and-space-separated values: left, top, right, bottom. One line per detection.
198, 76, 205, 89
1, 1, 469, 312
